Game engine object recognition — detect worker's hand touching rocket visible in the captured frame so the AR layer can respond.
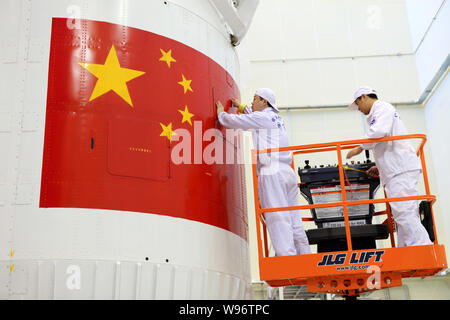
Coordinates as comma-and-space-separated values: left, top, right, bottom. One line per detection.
231, 98, 241, 107
216, 101, 225, 115
216, 98, 248, 117
216, 97, 252, 118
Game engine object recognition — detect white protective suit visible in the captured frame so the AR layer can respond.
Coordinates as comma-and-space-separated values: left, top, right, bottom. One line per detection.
218, 107, 311, 256
360, 100, 432, 247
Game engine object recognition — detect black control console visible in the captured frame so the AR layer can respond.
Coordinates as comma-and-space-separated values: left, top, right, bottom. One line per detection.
298, 151, 389, 252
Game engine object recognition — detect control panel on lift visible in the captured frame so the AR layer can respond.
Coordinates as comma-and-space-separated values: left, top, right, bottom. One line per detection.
298, 151, 390, 252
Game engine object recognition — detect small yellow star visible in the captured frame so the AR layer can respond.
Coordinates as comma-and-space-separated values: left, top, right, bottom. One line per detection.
178, 74, 193, 94
178, 105, 194, 126
159, 49, 176, 68
160, 122, 177, 142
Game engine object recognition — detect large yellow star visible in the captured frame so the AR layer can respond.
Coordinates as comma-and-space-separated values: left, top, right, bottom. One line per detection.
160, 122, 176, 142
79, 45, 145, 107
178, 74, 193, 94
159, 49, 176, 68
178, 105, 194, 126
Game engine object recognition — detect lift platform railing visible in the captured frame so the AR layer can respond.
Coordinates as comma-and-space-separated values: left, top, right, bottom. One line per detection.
251, 134, 446, 295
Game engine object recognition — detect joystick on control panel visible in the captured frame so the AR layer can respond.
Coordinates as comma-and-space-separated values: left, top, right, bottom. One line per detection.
365, 149, 371, 163
304, 160, 311, 169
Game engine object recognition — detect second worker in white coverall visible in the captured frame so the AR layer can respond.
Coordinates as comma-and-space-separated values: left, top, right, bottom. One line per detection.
346, 86, 432, 247
216, 88, 311, 256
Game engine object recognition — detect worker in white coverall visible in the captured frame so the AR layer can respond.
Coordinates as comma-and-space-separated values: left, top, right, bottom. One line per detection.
216, 88, 311, 256
346, 86, 432, 247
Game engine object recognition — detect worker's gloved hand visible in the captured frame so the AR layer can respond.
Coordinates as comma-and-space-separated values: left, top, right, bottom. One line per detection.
231, 98, 240, 107
346, 146, 363, 159
231, 98, 248, 114
366, 166, 379, 178
216, 101, 225, 116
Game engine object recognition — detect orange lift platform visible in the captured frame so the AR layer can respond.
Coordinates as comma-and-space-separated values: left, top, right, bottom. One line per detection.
251, 134, 447, 299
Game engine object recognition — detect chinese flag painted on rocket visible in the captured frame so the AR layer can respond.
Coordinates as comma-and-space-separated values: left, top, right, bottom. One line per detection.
40, 18, 247, 240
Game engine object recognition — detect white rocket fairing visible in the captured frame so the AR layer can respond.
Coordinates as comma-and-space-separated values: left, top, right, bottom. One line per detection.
0, 0, 258, 299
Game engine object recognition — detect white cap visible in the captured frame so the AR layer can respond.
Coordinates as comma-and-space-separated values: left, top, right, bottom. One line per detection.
255, 88, 279, 112
348, 86, 377, 110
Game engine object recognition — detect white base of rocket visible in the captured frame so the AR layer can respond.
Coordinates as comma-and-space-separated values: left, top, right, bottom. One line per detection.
0, 208, 251, 300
